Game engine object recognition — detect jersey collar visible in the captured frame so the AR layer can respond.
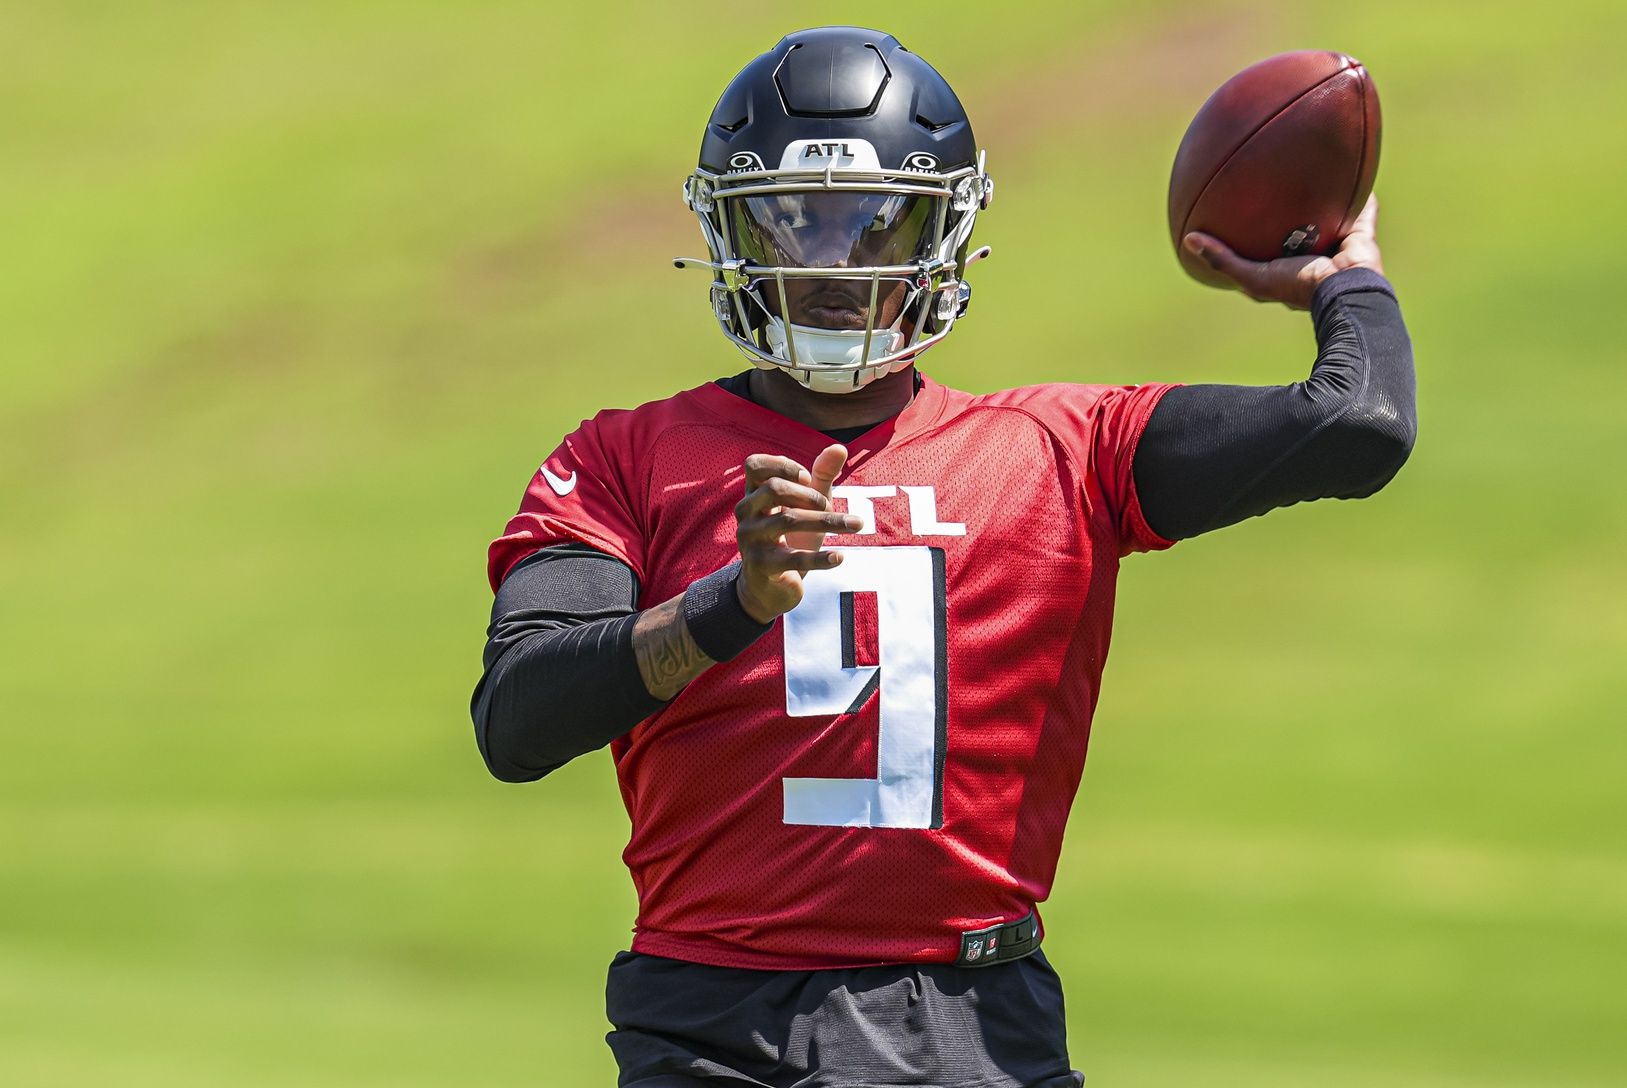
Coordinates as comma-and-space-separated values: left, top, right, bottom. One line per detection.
691, 371, 954, 465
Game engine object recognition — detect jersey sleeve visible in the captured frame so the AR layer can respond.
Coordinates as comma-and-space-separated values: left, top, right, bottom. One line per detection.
487, 412, 646, 591
989, 382, 1180, 556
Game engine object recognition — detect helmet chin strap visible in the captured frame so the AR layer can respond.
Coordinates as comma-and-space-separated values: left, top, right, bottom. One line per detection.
762, 316, 908, 395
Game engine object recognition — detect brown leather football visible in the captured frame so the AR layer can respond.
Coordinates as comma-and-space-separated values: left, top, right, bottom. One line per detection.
1169, 51, 1381, 287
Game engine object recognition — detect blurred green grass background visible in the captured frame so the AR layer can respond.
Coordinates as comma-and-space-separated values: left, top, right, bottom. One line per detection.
3, 1, 1625, 1084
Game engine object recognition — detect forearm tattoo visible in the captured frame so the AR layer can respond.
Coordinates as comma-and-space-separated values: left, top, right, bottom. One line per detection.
632, 593, 715, 701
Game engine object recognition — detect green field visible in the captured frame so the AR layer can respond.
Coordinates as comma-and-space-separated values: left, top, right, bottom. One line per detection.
3, 1, 1625, 1084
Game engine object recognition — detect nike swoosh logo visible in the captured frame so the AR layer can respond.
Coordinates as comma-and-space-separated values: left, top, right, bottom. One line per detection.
541, 464, 577, 496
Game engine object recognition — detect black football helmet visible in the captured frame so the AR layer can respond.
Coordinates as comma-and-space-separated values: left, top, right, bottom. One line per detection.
676, 27, 993, 393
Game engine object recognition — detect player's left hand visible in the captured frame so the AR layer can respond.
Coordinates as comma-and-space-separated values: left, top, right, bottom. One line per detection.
1182, 193, 1385, 310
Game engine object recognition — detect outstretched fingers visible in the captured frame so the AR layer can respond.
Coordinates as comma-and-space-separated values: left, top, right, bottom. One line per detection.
1351, 193, 1379, 239
737, 474, 830, 520
1184, 231, 1269, 299
1184, 230, 1326, 310
789, 444, 850, 552
808, 444, 847, 496
740, 506, 863, 545
732, 448, 858, 621
744, 453, 814, 494
1330, 193, 1385, 276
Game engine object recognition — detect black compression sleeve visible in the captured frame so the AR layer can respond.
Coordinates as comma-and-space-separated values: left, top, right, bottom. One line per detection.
470, 543, 775, 782
1133, 268, 1417, 540
470, 543, 662, 782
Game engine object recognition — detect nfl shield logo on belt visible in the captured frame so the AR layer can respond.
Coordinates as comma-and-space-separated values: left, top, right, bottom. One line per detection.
966, 938, 985, 962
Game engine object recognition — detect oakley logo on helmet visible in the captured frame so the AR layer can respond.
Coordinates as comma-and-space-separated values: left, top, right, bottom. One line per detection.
727, 151, 765, 172
903, 151, 940, 172
779, 138, 882, 171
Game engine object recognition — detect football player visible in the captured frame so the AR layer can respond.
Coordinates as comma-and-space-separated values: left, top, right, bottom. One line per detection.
472, 26, 1414, 1088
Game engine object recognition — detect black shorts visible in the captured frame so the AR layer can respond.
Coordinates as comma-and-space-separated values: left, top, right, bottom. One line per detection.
605, 948, 1084, 1087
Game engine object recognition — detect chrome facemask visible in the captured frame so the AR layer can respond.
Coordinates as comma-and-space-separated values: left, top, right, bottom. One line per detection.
675, 149, 993, 394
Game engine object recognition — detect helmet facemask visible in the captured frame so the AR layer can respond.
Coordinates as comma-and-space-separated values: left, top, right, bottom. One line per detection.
677, 152, 992, 394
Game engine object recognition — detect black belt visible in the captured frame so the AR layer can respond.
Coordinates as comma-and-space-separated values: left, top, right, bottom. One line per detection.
954, 911, 1040, 968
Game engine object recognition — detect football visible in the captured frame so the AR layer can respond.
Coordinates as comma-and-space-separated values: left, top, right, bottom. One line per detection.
1168, 50, 1381, 287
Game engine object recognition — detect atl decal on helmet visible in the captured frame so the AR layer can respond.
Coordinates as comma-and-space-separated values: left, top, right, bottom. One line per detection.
779, 139, 884, 171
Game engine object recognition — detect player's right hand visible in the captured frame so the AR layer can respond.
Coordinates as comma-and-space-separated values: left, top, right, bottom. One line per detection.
1183, 193, 1385, 310
735, 445, 861, 623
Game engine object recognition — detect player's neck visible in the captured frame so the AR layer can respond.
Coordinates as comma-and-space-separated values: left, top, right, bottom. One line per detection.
746, 366, 917, 433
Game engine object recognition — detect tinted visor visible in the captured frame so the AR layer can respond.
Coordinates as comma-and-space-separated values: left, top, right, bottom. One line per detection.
728, 191, 937, 269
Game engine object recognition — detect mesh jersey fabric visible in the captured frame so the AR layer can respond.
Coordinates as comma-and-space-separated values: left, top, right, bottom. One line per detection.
488, 374, 1176, 969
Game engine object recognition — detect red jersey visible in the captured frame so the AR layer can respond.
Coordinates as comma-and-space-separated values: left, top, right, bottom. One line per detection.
488, 374, 1176, 969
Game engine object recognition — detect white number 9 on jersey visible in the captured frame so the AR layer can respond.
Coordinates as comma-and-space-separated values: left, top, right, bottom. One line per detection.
780, 546, 947, 829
